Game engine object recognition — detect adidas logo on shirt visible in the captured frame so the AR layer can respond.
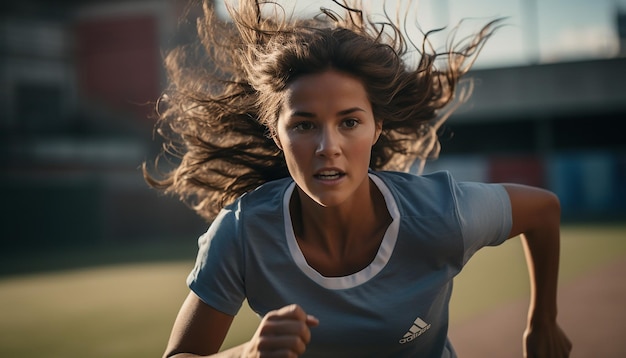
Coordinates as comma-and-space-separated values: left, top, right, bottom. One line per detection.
399, 317, 431, 344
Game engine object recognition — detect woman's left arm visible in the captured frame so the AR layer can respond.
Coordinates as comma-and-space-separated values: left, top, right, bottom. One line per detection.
503, 184, 572, 358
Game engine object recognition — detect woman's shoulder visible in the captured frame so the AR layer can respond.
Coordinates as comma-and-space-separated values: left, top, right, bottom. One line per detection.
207, 177, 293, 240
374, 170, 507, 219
227, 176, 294, 215
373, 170, 459, 214
374, 170, 456, 191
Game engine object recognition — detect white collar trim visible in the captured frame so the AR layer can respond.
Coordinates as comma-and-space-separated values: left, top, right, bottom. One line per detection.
283, 173, 400, 290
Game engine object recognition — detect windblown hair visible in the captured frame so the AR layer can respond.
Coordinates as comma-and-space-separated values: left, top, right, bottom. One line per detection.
143, 0, 502, 221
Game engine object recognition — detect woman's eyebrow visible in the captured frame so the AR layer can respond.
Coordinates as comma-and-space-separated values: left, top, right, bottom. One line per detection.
337, 107, 366, 116
292, 111, 315, 118
292, 107, 366, 118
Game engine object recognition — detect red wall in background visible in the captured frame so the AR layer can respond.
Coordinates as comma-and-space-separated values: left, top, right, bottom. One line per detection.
488, 156, 546, 188
74, 14, 160, 121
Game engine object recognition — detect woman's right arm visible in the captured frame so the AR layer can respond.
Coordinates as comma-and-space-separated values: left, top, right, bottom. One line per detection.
164, 291, 241, 358
164, 292, 319, 358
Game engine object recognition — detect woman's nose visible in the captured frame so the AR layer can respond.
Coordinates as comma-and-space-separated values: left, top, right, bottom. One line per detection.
315, 127, 341, 157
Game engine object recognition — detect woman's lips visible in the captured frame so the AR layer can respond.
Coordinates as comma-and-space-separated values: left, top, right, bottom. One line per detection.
314, 169, 345, 181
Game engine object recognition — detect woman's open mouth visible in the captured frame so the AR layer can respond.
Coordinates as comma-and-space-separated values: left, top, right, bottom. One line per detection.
314, 170, 345, 181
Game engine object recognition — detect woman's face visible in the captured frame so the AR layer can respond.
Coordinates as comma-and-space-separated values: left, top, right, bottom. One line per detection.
275, 69, 382, 208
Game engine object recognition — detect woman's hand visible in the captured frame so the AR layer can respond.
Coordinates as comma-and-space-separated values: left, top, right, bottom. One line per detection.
243, 304, 319, 358
524, 320, 572, 358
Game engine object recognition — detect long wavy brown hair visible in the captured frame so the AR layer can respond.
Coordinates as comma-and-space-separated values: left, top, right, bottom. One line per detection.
143, 0, 502, 221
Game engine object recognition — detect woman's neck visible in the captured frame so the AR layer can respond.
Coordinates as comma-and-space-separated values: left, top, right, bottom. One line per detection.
290, 178, 392, 276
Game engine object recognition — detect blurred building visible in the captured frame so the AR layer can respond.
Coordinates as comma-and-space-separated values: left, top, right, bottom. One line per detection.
422, 58, 626, 220
1, 0, 625, 252
0, 0, 207, 251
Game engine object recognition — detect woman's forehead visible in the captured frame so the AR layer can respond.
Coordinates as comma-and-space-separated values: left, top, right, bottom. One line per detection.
281, 70, 371, 112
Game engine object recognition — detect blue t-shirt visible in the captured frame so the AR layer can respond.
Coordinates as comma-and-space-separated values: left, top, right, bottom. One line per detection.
187, 170, 512, 357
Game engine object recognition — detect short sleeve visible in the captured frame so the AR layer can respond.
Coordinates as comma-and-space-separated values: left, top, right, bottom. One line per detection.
186, 204, 246, 316
453, 181, 512, 265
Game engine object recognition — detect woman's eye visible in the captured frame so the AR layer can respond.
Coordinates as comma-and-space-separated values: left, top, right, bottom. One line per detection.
294, 122, 314, 131
343, 118, 359, 128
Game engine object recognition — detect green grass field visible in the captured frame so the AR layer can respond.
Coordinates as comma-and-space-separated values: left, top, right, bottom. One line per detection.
1, 224, 624, 357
